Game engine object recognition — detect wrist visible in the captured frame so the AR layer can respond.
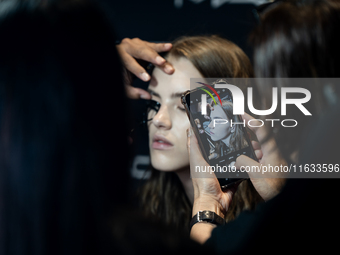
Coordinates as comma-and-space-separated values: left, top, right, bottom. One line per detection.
192, 196, 226, 219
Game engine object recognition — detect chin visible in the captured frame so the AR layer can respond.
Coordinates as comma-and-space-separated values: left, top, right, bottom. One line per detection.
150, 151, 189, 172
211, 136, 219, 141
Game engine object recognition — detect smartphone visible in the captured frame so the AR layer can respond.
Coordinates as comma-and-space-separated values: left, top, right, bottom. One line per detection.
181, 85, 258, 189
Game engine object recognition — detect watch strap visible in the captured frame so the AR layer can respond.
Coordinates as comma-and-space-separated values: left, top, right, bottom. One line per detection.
190, 210, 225, 231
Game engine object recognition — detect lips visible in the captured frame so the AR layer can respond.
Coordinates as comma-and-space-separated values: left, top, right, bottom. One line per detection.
152, 134, 173, 150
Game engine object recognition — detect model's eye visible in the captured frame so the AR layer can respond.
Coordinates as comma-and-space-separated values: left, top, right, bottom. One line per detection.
178, 106, 186, 112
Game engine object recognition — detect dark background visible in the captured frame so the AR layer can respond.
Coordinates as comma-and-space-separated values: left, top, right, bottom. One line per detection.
105, 0, 265, 57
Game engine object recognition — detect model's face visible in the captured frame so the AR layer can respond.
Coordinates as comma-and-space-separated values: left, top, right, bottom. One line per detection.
148, 56, 203, 172
208, 105, 232, 141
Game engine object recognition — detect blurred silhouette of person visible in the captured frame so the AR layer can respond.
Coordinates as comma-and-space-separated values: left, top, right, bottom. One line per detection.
0, 0, 130, 254
188, 0, 340, 253
0, 1, 211, 255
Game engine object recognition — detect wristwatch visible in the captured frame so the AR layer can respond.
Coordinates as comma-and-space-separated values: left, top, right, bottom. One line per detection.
190, 210, 225, 231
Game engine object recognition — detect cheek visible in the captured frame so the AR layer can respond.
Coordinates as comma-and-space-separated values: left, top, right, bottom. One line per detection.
148, 122, 153, 139
216, 126, 228, 137
215, 124, 224, 132
171, 114, 190, 149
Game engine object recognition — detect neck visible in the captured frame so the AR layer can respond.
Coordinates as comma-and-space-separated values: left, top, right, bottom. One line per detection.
222, 135, 231, 147
175, 167, 194, 204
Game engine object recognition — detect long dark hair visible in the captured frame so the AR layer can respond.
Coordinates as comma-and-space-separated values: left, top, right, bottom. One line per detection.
140, 36, 262, 232
250, 0, 340, 161
211, 100, 248, 155
0, 1, 129, 254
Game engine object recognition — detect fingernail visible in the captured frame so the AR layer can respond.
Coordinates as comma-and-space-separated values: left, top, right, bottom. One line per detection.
187, 128, 194, 138
155, 56, 165, 65
141, 72, 150, 81
188, 127, 194, 137
164, 65, 174, 73
140, 93, 149, 99
164, 43, 172, 49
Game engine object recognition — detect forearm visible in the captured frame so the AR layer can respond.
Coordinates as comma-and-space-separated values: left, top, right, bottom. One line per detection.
190, 222, 216, 244
190, 197, 226, 244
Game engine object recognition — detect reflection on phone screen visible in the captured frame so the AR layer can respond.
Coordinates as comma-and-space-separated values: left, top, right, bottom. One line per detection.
187, 86, 256, 180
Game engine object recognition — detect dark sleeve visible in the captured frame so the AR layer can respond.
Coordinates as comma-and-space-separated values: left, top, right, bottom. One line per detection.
205, 205, 266, 254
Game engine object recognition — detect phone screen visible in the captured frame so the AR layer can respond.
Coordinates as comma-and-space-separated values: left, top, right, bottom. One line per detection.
183, 84, 257, 187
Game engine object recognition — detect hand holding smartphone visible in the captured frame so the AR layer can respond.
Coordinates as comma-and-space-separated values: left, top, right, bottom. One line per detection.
181, 80, 258, 188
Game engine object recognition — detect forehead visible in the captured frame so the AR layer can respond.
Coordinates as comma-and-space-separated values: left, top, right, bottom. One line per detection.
149, 56, 203, 97
210, 105, 228, 119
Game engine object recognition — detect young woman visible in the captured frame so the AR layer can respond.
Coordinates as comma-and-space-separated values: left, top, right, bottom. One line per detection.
140, 35, 263, 231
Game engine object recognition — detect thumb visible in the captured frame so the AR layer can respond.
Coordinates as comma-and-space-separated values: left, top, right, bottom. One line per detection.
125, 85, 151, 100
186, 127, 212, 179
235, 155, 262, 179
186, 127, 201, 158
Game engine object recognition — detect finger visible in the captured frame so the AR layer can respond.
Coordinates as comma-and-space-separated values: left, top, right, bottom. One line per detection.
220, 182, 240, 211
146, 42, 172, 53
186, 127, 211, 178
186, 127, 198, 157
235, 155, 259, 168
125, 85, 151, 100
251, 140, 261, 151
155, 62, 175, 75
127, 40, 174, 74
235, 155, 263, 179
119, 51, 150, 82
224, 181, 240, 197
145, 42, 174, 71
254, 149, 263, 160
194, 118, 201, 128
125, 40, 167, 67
236, 155, 288, 185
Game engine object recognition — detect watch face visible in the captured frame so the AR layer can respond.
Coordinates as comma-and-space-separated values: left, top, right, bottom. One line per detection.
197, 210, 214, 221
197, 210, 225, 225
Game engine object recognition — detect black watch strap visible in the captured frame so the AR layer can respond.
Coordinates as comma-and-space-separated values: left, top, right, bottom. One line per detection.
190, 210, 225, 231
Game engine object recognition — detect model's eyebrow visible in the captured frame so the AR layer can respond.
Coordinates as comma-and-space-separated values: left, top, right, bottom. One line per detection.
148, 89, 160, 98
171, 92, 187, 98
148, 89, 187, 99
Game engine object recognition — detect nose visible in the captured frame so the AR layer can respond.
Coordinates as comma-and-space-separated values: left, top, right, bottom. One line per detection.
152, 104, 172, 130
